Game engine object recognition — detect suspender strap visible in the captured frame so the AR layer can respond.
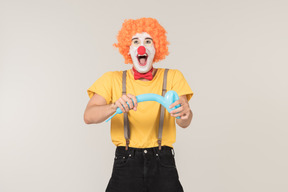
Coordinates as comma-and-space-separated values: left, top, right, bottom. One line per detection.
158, 68, 169, 150
122, 70, 130, 150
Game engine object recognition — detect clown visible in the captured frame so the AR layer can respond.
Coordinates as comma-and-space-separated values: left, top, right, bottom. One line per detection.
84, 18, 193, 192
113, 18, 169, 81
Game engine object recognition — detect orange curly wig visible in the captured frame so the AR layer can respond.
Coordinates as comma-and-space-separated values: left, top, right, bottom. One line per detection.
113, 18, 169, 64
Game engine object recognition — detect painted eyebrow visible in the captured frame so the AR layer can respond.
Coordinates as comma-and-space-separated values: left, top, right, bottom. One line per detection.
131, 37, 153, 41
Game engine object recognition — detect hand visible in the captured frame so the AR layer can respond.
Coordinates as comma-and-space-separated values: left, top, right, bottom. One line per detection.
113, 94, 138, 113
169, 95, 190, 119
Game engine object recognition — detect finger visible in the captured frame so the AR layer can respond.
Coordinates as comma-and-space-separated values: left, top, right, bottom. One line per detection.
170, 106, 184, 114
169, 100, 181, 109
122, 95, 134, 110
174, 108, 189, 117
127, 93, 137, 107
171, 105, 187, 114
172, 111, 184, 117
115, 100, 126, 113
182, 111, 190, 118
127, 94, 137, 110
119, 98, 129, 112
180, 110, 190, 118
181, 114, 189, 119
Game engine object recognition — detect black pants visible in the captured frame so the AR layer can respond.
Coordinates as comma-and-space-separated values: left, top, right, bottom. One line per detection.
105, 146, 184, 192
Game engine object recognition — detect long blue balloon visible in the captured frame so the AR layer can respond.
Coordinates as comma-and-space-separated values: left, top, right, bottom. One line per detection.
105, 90, 181, 122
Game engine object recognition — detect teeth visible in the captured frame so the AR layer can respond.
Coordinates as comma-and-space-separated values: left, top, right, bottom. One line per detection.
138, 54, 147, 56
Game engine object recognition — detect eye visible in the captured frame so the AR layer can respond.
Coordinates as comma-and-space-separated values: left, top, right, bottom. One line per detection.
132, 39, 139, 45
145, 40, 151, 44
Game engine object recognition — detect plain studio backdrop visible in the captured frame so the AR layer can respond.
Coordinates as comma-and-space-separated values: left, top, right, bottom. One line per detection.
0, 0, 287, 191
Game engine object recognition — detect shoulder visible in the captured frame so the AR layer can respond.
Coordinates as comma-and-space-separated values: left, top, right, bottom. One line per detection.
154, 68, 183, 79
156, 68, 180, 74
165, 68, 184, 79
100, 70, 123, 79
159, 68, 181, 74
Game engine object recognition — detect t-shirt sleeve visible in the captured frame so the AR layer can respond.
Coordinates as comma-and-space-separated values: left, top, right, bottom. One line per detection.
87, 71, 113, 104
171, 69, 194, 102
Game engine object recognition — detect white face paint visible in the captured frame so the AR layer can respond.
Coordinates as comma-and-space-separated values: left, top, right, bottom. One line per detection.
129, 32, 155, 73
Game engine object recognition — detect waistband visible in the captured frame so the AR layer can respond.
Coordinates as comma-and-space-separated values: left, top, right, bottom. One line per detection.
115, 146, 175, 157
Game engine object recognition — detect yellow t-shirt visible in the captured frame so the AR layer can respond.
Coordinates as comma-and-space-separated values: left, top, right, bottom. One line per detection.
87, 68, 193, 148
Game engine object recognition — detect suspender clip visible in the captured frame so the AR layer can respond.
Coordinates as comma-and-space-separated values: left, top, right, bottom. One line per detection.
158, 139, 162, 150
125, 139, 130, 151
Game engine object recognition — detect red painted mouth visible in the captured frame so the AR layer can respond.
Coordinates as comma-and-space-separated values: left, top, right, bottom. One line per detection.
137, 54, 148, 66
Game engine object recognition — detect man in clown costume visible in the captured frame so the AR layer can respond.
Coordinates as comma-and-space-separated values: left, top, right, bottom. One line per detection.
84, 18, 193, 192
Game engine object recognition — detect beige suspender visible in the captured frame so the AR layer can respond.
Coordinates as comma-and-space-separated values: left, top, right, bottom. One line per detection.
122, 71, 130, 150
158, 68, 169, 150
122, 69, 169, 150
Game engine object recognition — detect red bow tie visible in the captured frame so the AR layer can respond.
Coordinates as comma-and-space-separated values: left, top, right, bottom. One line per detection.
132, 67, 154, 80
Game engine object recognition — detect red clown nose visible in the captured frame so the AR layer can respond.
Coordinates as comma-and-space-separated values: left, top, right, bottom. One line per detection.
137, 46, 146, 55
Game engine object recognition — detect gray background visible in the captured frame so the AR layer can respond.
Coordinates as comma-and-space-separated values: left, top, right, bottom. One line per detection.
1, 0, 287, 191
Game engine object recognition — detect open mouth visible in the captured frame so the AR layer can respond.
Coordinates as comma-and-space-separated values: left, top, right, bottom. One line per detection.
137, 54, 148, 66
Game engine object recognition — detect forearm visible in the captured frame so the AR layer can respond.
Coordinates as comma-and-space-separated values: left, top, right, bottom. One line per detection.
84, 103, 116, 124
176, 109, 193, 128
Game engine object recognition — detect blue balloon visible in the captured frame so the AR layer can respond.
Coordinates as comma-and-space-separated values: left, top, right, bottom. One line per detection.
105, 90, 181, 122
